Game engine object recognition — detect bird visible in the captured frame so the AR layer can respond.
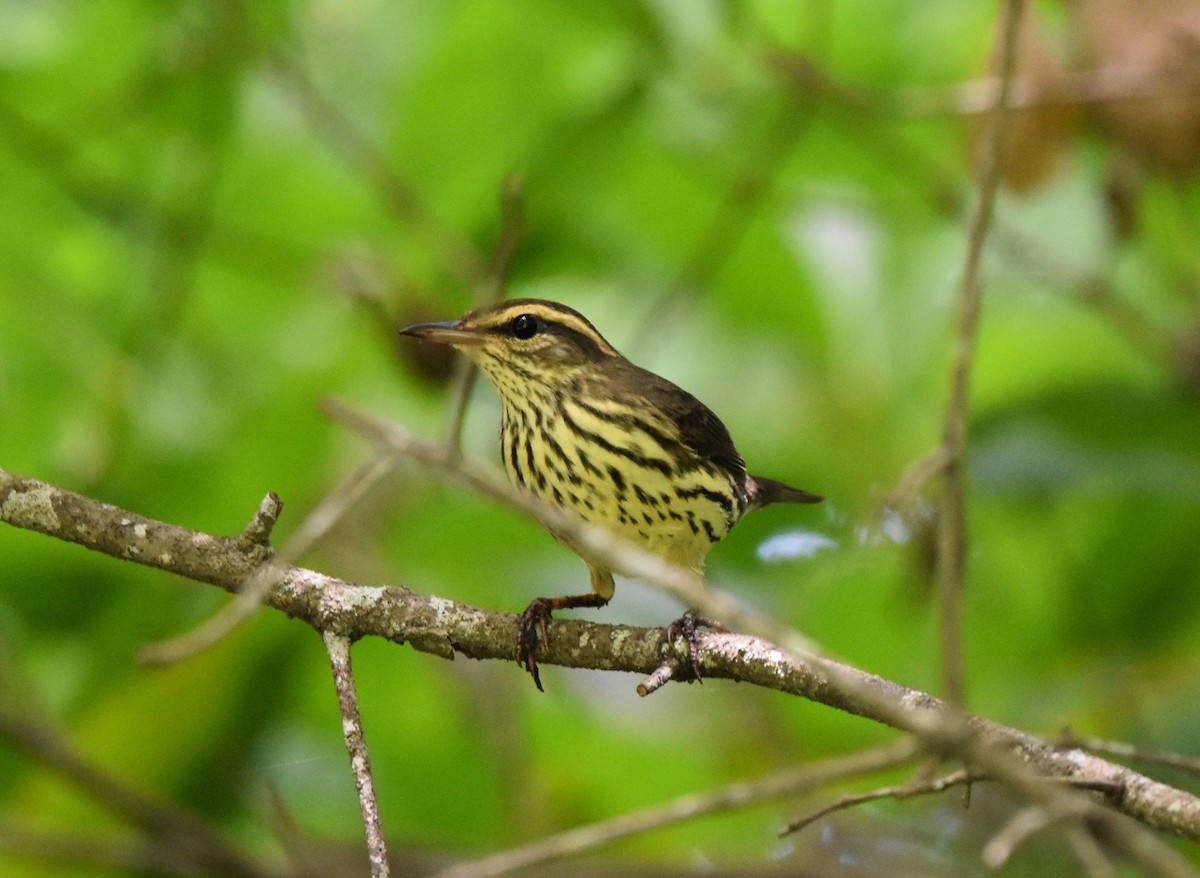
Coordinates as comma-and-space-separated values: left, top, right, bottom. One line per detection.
401, 299, 821, 689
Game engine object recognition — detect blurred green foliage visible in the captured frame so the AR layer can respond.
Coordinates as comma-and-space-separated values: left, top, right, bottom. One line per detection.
2, 1, 1199, 875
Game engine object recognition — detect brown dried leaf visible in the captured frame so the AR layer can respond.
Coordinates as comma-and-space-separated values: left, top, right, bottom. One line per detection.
1078, 0, 1200, 180
969, 4, 1081, 193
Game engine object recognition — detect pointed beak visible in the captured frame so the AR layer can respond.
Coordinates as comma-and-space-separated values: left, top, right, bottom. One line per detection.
398, 320, 486, 347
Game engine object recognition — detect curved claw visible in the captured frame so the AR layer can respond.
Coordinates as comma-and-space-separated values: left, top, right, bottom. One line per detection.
518, 598, 554, 691
659, 609, 726, 682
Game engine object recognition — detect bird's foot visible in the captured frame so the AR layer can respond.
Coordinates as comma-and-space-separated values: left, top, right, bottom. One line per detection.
517, 598, 554, 692
659, 609, 726, 681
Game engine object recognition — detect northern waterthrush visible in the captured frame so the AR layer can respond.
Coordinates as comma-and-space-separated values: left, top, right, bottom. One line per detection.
402, 299, 821, 689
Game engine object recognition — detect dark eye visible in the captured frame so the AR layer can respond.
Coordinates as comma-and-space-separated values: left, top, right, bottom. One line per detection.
510, 313, 540, 340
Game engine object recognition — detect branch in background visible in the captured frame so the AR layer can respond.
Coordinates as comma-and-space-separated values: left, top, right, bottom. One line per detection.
430, 739, 921, 878
989, 226, 1200, 393
482, 172, 526, 303
137, 490, 285, 665
933, 0, 1027, 709
983, 804, 1095, 873
896, 64, 1200, 118
444, 173, 526, 453
779, 766, 980, 837
768, 48, 1200, 397
3, 464, 1200, 855
1062, 729, 1200, 779
629, 70, 818, 356
0, 704, 280, 878
0, 99, 311, 286
267, 48, 486, 291
0, 826, 254, 877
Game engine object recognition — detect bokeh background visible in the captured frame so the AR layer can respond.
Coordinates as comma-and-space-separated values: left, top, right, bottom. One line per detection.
2, 1, 1200, 875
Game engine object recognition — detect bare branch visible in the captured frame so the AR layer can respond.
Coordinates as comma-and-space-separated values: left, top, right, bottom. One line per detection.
1065, 825, 1122, 878
983, 804, 1066, 870
431, 739, 920, 878
324, 633, 390, 878
267, 49, 486, 290
1062, 730, 1200, 779
0, 702, 280, 877
779, 766, 979, 837
0, 825, 236, 877
444, 173, 526, 453
897, 64, 1200, 118
315, 403, 1200, 878
934, 0, 1027, 709
3, 464, 1200, 848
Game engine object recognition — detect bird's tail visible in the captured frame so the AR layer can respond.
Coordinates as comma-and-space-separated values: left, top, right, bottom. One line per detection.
750, 475, 823, 509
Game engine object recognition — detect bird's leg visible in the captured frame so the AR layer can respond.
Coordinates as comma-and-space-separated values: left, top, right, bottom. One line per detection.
659, 609, 727, 681
518, 594, 608, 691
518, 566, 614, 691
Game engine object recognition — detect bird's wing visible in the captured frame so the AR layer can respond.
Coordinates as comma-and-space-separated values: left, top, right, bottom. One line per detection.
601, 362, 822, 508
609, 361, 748, 480
668, 391, 748, 478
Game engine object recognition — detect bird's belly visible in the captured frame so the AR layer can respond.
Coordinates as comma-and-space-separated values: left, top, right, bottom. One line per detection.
502, 414, 736, 572
578, 467, 730, 569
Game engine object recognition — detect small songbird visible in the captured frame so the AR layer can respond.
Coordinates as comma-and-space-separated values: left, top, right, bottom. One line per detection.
401, 299, 821, 689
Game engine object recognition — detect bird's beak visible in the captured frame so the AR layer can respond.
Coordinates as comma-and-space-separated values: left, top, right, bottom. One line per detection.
399, 320, 486, 347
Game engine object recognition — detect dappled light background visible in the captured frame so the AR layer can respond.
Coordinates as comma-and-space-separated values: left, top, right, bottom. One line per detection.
2, 2, 1200, 875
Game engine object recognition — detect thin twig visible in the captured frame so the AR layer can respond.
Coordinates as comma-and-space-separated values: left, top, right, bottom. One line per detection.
483, 172, 526, 302
430, 739, 920, 878
779, 766, 979, 837
896, 64, 1200, 118
934, 0, 1026, 708
136, 492, 284, 666
1062, 730, 1200, 779
964, 742, 1199, 878
0, 704, 279, 877
137, 452, 395, 666
1065, 824, 1121, 878
443, 174, 526, 452
629, 79, 817, 355
263, 784, 327, 878
241, 491, 284, 546
0, 826, 226, 877
768, 48, 1200, 396
983, 804, 1062, 869
779, 771, 1124, 838
136, 558, 288, 667
324, 633, 390, 878
268, 48, 486, 289
635, 659, 681, 696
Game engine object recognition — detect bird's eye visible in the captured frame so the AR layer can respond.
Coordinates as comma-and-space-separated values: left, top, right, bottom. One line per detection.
510, 313, 540, 340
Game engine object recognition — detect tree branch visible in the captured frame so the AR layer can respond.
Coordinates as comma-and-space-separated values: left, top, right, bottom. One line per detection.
0, 703, 280, 878
934, 0, 1026, 709
431, 739, 921, 878
324, 633, 390, 878
3, 464, 1200, 849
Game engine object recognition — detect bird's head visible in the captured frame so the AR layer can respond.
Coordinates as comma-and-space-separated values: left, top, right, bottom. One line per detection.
400, 299, 620, 389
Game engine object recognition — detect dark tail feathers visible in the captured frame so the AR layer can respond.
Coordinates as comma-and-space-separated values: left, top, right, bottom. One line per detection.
750, 475, 823, 508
